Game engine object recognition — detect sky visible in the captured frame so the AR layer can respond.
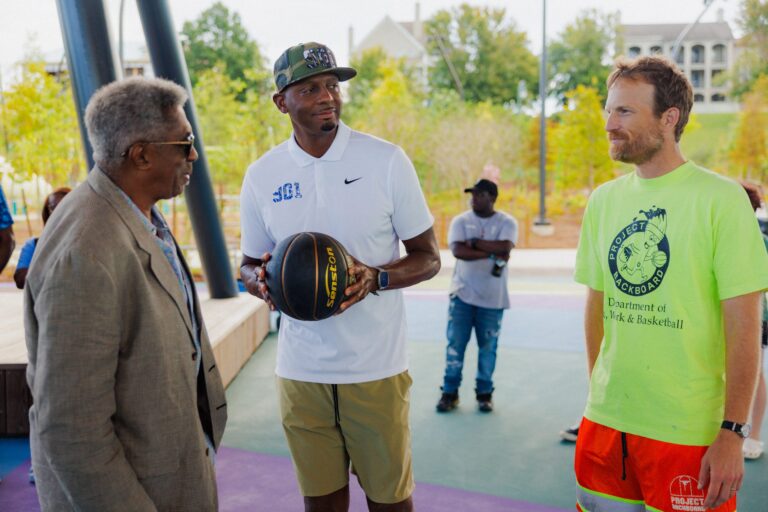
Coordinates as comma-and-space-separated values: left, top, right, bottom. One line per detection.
0, 0, 744, 85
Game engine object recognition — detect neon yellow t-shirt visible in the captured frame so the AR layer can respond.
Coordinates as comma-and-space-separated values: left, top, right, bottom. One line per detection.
574, 161, 768, 445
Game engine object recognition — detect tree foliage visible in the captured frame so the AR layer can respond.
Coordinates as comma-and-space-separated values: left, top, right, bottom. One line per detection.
346, 56, 528, 194
345, 48, 421, 120
731, 0, 768, 98
181, 2, 269, 97
193, 68, 291, 192
548, 9, 618, 105
425, 3, 538, 105
1, 62, 84, 187
550, 86, 614, 191
729, 74, 768, 181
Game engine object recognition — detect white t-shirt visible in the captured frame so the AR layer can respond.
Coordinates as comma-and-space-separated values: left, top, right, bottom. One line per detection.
448, 210, 518, 309
240, 121, 434, 384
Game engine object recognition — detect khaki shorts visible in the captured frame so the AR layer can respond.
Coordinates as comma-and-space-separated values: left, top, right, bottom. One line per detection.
277, 371, 414, 503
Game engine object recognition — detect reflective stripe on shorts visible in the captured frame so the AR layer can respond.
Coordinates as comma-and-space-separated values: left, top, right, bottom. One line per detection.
577, 485, 646, 512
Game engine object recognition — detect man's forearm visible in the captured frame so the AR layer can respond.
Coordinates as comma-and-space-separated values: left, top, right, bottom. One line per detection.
381, 228, 440, 290
473, 239, 513, 256
0, 228, 15, 273
585, 288, 605, 377
380, 249, 441, 290
722, 292, 762, 423
452, 239, 512, 261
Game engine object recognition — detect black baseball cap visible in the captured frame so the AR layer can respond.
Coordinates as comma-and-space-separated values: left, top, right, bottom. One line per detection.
464, 179, 498, 197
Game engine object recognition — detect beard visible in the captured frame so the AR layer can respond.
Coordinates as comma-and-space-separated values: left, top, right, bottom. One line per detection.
320, 120, 337, 132
609, 125, 664, 165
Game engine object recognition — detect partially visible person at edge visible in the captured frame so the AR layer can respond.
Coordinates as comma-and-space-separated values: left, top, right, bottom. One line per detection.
741, 181, 767, 460
240, 42, 440, 512
573, 55, 768, 512
0, 183, 15, 274
24, 77, 227, 511
435, 178, 517, 414
14, 187, 71, 289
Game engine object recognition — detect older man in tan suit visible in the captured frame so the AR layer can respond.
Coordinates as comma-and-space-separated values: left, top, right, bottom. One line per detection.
24, 77, 227, 511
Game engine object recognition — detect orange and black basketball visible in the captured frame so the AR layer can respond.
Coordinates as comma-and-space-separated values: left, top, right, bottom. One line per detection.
266, 232, 352, 321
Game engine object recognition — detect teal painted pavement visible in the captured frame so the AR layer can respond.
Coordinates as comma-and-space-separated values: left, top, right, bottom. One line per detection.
222, 268, 768, 510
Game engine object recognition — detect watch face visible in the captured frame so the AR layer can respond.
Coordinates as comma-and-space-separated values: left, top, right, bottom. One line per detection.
741, 423, 752, 439
378, 270, 389, 290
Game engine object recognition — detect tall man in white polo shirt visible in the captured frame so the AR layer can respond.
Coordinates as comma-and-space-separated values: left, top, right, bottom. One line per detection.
240, 42, 441, 512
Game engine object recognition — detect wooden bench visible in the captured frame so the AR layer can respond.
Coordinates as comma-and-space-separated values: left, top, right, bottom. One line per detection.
0, 290, 270, 436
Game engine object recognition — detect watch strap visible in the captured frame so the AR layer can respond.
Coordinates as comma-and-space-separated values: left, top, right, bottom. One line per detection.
721, 420, 750, 438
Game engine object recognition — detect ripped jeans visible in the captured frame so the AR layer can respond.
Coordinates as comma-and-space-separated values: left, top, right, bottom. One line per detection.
441, 295, 504, 395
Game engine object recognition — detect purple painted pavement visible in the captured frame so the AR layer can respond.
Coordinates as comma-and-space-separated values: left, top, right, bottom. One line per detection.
0, 447, 570, 512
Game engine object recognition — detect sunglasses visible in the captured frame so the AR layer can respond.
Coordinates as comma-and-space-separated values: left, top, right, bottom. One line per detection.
121, 133, 196, 159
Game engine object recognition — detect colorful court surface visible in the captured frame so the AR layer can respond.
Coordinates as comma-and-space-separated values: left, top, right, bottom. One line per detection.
2, 268, 767, 510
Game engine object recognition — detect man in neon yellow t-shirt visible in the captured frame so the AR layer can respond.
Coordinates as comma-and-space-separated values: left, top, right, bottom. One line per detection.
573, 55, 768, 512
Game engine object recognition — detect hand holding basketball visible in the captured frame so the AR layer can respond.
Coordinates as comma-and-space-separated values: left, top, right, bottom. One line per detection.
241, 252, 275, 310
339, 258, 379, 313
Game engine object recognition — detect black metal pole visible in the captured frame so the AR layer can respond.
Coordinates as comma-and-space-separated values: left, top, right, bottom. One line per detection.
135, 0, 237, 298
536, 0, 550, 228
56, 0, 122, 170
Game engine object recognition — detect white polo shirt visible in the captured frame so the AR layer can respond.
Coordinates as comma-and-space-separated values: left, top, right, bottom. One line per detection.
240, 121, 434, 384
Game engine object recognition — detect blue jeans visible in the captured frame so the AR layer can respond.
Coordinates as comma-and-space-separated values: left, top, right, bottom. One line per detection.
442, 295, 504, 395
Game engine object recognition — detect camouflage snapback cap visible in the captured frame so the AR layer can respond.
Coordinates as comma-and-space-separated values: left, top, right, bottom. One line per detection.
274, 42, 357, 92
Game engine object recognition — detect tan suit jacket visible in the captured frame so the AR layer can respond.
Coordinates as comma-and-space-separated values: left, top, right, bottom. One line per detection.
24, 168, 227, 511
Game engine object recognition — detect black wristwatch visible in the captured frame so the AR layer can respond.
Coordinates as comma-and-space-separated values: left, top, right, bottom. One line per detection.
721, 420, 751, 439
377, 268, 390, 291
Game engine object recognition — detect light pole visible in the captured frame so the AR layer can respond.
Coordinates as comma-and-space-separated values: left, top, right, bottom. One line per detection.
670, 0, 716, 62
534, 0, 553, 235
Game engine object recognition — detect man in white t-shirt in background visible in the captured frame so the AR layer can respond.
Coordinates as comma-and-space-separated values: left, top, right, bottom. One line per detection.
436, 179, 518, 413
239, 42, 440, 512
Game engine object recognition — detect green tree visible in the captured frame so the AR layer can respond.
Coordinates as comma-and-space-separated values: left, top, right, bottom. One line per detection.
550, 85, 613, 191
181, 2, 269, 96
1, 62, 84, 188
345, 48, 423, 121
731, 0, 768, 98
548, 9, 618, 105
425, 3, 538, 105
193, 67, 290, 194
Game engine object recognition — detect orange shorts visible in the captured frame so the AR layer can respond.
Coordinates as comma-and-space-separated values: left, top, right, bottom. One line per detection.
574, 418, 736, 512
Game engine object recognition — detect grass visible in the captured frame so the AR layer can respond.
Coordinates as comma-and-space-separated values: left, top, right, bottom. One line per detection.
681, 112, 738, 170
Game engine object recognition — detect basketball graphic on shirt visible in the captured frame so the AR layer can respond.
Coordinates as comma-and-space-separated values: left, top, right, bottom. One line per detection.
608, 206, 670, 297
651, 250, 668, 268
669, 475, 705, 511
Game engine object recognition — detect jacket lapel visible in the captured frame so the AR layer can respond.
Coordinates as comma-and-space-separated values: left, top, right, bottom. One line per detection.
88, 168, 194, 336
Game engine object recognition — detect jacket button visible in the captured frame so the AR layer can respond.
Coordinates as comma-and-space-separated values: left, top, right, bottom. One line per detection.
192, 352, 198, 361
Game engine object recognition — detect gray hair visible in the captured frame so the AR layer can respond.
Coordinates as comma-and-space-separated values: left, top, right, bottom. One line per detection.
84, 77, 189, 173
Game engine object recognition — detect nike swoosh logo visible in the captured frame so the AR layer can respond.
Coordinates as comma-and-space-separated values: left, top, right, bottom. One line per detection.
344, 177, 362, 185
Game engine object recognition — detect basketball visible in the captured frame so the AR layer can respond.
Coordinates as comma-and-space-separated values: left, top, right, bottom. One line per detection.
265, 232, 353, 321
651, 250, 667, 268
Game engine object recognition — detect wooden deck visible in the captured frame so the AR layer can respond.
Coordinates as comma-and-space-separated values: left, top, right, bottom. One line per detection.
0, 288, 270, 435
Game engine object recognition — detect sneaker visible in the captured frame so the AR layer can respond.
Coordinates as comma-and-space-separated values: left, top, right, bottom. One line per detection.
436, 391, 459, 412
476, 393, 493, 413
560, 423, 580, 442
743, 438, 764, 460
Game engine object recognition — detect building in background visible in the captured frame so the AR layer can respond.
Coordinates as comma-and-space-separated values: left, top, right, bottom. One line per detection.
349, 3, 429, 86
44, 41, 152, 79
621, 10, 738, 113
352, 4, 740, 113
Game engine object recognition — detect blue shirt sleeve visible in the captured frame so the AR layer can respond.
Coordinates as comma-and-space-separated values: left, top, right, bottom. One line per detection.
17, 238, 37, 270
0, 185, 13, 230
